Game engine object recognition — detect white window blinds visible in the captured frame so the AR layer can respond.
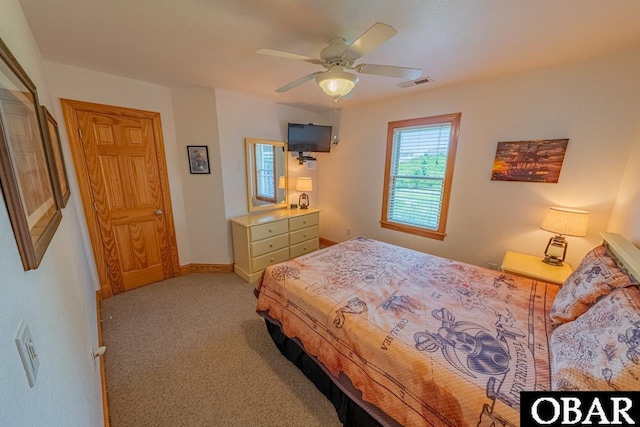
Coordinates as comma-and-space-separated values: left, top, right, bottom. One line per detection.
388, 123, 452, 231
255, 144, 275, 200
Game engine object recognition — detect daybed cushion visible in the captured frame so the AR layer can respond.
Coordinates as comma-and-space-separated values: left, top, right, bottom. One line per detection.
550, 245, 634, 325
550, 285, 640, 391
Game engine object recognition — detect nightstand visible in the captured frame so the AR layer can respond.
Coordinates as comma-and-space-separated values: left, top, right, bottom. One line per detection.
501, 251, 572, 285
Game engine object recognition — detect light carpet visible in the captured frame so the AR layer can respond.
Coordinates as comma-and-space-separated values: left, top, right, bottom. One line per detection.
101, 273, 341, 427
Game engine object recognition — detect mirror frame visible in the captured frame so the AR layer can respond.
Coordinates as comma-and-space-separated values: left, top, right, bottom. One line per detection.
245, 137, 288, 212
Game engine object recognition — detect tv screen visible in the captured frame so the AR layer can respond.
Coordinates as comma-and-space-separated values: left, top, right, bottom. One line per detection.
287, 123, 332, 153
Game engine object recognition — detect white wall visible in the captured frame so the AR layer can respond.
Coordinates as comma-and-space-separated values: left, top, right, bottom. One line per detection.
214, 89, 324, 259
0, 1, 103, 425
319, 48, 640, 268
171, 87, 229, 263
44, 63, 330, 267
44, 61, 191, 264
608, 121, 640, 246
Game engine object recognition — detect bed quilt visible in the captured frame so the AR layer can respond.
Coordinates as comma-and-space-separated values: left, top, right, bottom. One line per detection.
256, 237, 559, 426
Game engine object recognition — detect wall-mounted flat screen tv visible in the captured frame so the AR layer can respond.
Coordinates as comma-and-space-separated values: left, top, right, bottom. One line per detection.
287, 123, 332, 153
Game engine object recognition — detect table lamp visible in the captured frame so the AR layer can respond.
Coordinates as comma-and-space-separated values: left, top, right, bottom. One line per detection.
295, 177, 312, 209
540, 207, 589, 266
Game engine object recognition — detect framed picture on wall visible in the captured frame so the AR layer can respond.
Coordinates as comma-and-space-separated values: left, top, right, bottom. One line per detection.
491, 139, 569, 183
41, 105, 71, 208
187, 145, 210, 174
0, 37, 62, 270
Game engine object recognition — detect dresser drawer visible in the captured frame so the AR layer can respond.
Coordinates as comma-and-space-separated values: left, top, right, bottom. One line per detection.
289, 238, 319, 259
289, 212, 319, 232
289, 225, 318, 246
251, 233, 289, 257
250, 219, 288, 241
251, 247, 290, 272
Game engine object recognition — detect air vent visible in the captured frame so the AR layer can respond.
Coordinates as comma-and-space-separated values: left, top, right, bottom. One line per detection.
398, 77, 432, 88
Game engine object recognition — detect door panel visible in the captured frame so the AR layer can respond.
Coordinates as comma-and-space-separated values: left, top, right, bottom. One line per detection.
62, 99, 179, 296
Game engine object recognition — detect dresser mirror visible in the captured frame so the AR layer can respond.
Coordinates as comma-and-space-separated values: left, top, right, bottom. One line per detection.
245, 138, 288, 212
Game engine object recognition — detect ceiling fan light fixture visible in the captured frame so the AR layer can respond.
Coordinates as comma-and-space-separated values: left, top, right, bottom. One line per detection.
316, 68, 358, 98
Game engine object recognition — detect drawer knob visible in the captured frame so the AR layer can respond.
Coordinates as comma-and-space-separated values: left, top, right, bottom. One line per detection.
270, 258, 274, 262
303, 247, 307, 250
269, 244, 273, 248
303, 221, 307, 224
268, 228, 272, 232
303, 234, 307, 237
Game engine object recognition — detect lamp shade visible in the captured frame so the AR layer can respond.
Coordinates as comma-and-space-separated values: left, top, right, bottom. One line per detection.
295, 177, 313, 192
316, 67, 358, 98
540, 207, 589, 236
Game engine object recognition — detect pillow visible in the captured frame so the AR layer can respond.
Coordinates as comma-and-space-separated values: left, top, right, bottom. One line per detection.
550, 285, 640, 391
549, 245, 635, 326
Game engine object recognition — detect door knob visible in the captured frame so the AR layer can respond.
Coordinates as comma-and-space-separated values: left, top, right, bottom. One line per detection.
155, 209, 163, 215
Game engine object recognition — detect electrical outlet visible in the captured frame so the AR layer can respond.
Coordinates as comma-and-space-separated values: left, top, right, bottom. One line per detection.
346, 227, 352, 236
92, 346, 106, 369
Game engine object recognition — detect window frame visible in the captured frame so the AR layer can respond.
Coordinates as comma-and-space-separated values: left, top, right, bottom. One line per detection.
380, 112, 461, 241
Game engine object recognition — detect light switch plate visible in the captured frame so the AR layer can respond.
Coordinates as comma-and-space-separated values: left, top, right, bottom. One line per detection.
15, 322, 39, 388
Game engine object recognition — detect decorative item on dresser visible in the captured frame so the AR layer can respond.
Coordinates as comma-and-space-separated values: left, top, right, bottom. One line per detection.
231, 208, 320, 282
295, 177, 312, 209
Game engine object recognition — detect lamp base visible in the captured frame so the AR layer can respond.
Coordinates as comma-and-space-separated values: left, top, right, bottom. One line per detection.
542, 255, 564, 266
298, 192, 309, 209
543, 234, 568, 267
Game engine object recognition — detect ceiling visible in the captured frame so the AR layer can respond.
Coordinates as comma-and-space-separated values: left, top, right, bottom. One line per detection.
18, 0, 640, 112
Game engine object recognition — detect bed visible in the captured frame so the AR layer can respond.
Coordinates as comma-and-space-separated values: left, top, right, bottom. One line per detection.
255, 233, 640, 426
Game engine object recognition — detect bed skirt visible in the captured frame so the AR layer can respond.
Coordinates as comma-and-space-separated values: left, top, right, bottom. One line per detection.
263, 317, 401, 427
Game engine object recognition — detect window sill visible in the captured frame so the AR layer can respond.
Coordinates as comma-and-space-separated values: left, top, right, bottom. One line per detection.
380, 220, 446, 241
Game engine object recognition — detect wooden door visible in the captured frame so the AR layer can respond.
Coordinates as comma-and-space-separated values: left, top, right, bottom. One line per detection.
61, 100, 179, 296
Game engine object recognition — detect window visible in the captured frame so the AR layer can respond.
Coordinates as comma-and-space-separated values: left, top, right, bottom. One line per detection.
254, 144, 276, 203
381, 113, 461, 240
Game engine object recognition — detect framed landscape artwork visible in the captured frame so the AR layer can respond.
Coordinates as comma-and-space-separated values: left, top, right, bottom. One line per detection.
491, 139, 569, 183
0, 37, 62, 270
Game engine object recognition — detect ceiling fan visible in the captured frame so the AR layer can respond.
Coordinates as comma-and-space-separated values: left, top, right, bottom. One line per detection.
257, 22, 422, 99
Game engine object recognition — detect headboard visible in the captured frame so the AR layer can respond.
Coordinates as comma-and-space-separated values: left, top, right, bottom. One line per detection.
601, 232, 640, 283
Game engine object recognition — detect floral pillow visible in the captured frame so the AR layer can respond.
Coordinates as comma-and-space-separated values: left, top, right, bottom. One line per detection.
549, 245, 635, 326
550, 285, 640, 391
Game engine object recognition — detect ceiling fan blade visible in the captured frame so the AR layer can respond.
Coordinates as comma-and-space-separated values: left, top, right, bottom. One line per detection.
355, 64, 422, 80
257, 48, 323, 65
276, 71, 323, 92
344, 22, 397, 60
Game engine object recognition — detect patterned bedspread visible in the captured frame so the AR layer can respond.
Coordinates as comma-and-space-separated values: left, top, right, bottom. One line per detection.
255, 237, 559, 426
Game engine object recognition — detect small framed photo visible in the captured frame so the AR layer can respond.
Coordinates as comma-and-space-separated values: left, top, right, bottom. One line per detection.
187, 145, 210, 174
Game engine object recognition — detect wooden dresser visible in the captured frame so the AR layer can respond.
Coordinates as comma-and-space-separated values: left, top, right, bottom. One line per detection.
231, 208, 320, 282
